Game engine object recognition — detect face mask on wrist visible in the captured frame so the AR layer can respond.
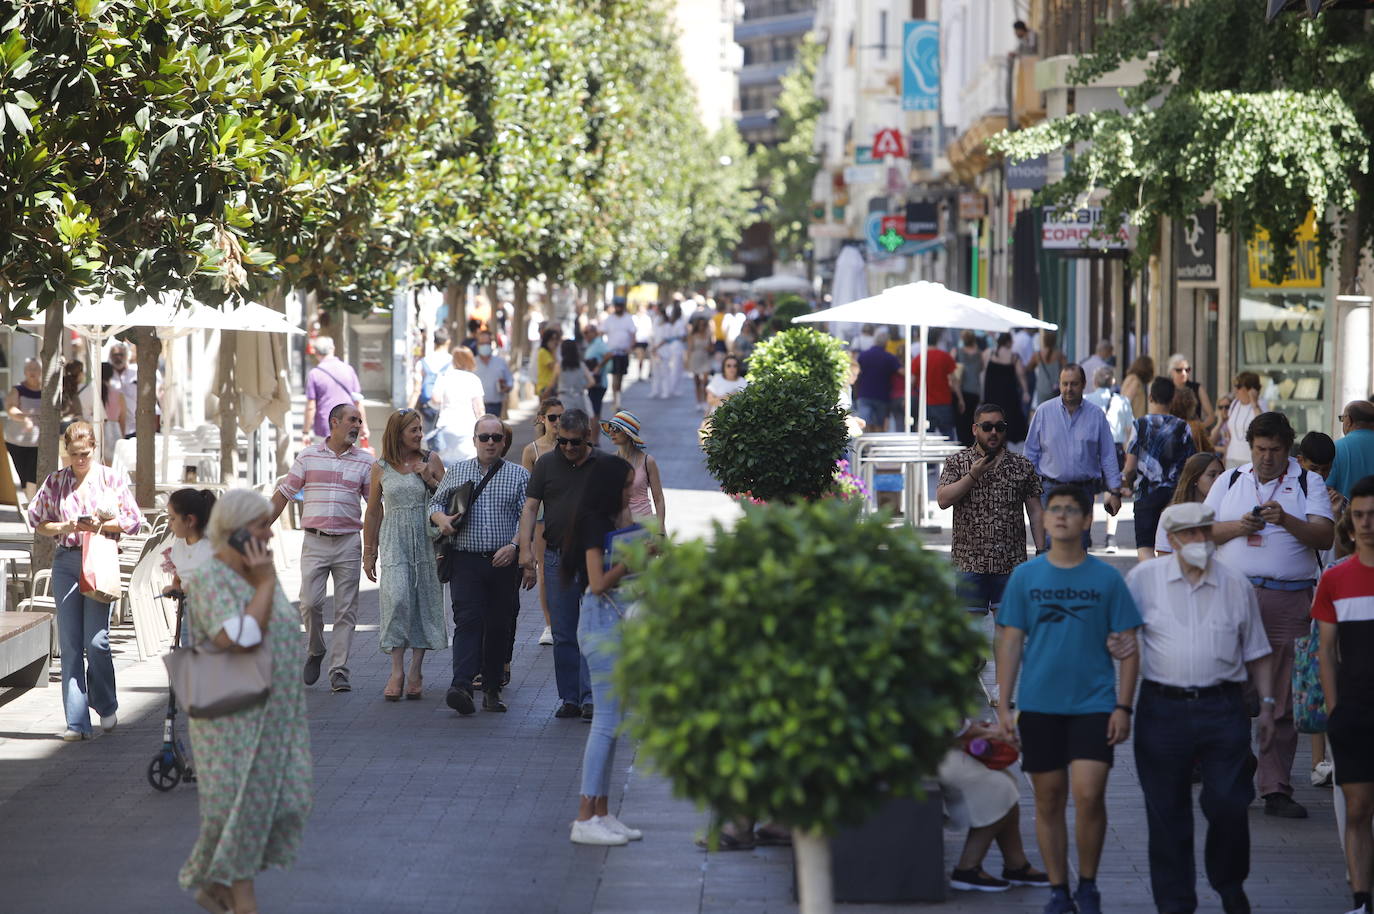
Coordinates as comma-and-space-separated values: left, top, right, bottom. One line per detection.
1178, 540, 1214, 569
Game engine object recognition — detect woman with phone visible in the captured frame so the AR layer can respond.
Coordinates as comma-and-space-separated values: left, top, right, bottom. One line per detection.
28, 421, 141, 742
178, 488, 311, 914
563, 455, 645, 846
362, 409, 448, 701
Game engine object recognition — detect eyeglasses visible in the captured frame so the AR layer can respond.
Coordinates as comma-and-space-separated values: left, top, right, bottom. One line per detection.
1046, 504, 1084, 517
556, 436, 586, 447
476, 433, 505, 443
541, 413, 564, 423
977, 421, 1009, 433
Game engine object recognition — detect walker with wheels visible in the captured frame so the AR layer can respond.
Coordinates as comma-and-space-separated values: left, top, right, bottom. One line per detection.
147, 589, 196, 792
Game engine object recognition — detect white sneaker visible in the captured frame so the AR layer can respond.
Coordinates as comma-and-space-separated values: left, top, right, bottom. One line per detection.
597, 814, 643, 841
100, 713, 117, 733
539, 626, 554, 646
1312, 759, 1334, 787
60, 729, 89, 742
570, 817, 628, 846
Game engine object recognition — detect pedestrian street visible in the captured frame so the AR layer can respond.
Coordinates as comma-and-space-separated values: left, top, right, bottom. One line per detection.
0, 375, 1352, 913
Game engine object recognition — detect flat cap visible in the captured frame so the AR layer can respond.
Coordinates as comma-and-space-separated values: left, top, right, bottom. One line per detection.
1161, 502, 1215, 534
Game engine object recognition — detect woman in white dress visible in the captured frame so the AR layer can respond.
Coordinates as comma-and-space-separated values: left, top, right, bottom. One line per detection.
429, 347, 486, 464
650, 301, 686, 400
1224, 371, 1265, 468
705, 355, 748, 417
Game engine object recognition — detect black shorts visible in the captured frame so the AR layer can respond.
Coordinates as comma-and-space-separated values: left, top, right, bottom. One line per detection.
1328, 703, 1374, 785
610, 354, 631, 376
1017, 711, 1114, 773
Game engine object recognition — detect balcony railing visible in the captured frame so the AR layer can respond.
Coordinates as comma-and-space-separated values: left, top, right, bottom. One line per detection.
1041, 0, 1131, 57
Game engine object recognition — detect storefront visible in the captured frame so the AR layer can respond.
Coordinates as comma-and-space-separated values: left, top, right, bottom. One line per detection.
1236, 211, 1333, 434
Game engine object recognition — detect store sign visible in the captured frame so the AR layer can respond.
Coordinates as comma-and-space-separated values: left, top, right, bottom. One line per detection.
905, 201, 939, 240
807, 223, 850, 239
855, 145, 880, 165
959, 192, 987, 221
866, 212, 930, 256
1175, 205, 1217, 282
843, 164, 882, 186
901, 21, 940, 111
1041, 206, 1136, 251
1246, 210, 1323, 289
872, 127, 906, 159
1007, 155, 1048, 191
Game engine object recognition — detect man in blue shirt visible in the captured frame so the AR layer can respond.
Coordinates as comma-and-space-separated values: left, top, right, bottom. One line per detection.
1328, 400, 1374, 499
854, 330, 901, 432
1025, 364, 1124, 548
1122, 376, 1196, 561
996, 484, 1142, 914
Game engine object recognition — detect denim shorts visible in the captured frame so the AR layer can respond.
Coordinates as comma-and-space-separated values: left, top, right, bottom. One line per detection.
956, 571, 1010, 614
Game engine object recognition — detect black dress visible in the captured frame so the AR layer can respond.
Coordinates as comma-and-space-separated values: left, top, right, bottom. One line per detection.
982, 360, 1028, 443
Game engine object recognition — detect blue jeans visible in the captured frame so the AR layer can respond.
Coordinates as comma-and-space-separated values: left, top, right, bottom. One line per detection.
955, 571, 1009, 614
924, 403, 958, 440
578, 591, 627, 797
855, 397, 890, 431
1134, 685, 1254, 913
53, 545, 117, 735
544, 548, 591, 705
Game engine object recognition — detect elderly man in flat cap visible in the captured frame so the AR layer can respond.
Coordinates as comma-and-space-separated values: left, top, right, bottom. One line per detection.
1124, 502, 1277, 914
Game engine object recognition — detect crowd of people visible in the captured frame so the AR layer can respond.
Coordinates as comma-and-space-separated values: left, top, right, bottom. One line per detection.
925, 323, 1374, 914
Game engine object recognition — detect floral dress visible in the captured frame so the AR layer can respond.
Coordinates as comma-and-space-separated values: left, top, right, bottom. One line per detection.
378, 462, 448, 651
178, 558, 312, 891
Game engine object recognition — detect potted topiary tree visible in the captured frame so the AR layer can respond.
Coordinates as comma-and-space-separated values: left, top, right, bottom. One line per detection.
745, 326, 848, 400
616, 498, 983, 914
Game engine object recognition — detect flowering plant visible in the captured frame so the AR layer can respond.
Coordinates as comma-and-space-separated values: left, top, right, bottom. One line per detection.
832, 459, 868, 501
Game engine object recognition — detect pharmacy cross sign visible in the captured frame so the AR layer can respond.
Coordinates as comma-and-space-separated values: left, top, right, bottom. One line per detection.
878, 227, 905, 252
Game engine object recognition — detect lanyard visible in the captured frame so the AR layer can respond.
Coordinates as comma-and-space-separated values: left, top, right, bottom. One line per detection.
1252, 470, 1285, 508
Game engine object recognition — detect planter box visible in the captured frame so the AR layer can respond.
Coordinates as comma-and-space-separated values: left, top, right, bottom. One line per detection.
829, 786, 946, 903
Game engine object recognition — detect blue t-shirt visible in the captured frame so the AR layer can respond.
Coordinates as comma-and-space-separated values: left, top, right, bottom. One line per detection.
997, 555, 1143, 715
1327, 428, 1374, 499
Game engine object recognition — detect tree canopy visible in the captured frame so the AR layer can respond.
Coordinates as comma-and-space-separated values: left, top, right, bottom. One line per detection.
986, 2, 1372, 270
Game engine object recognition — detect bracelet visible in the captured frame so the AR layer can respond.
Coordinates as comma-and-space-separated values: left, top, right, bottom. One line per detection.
1115, 704, 1133, 715
1260, 696, 1277, 705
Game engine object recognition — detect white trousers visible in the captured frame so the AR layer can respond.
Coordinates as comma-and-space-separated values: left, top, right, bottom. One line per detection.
652, 343, 683, 397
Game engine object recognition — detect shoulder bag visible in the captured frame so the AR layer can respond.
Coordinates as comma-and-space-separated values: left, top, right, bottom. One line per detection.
434, 460, 503, 584
1293, 619, 1327, 734
162, 601, 271, 719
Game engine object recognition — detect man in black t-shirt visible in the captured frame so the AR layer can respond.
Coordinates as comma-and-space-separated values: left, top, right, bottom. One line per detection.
517, 409, 605, 720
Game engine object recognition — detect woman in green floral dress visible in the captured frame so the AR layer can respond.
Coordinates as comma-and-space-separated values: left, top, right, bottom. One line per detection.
179, 489, 311, 914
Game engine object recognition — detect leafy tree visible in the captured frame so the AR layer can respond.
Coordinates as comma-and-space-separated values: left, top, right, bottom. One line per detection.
753, 34, 824, 264
986, 2, 1372, 279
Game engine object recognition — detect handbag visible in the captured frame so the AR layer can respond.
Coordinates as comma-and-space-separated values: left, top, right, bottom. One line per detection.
162, 606, 272, 719
78, 531, 121, 603
1293, 619, 1327, 734
434, 460, 503, 584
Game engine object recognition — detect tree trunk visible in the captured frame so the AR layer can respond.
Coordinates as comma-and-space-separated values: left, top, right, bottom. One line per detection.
511, 278, 530, 365
444, 278, 468, 346
134, 328, 162, 508
218, 330, 238, 483
792, 828, 834, 914
263, 285, 293, 479
32, 305, 65, 573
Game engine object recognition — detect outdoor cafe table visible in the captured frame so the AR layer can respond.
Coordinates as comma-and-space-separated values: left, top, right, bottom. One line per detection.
852, 432, 965, 527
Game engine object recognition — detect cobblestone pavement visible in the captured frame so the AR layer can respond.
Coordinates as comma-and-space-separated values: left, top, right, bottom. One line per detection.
0, 370, 1352, 914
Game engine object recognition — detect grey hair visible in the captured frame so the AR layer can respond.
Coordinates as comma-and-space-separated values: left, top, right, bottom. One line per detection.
1167, 352, 1189, 370
313, 336, 336, 358
557, 408, 591, 434
204, 488, 272, 548
1093, 366, 1115, 389
873, 329, 890, 345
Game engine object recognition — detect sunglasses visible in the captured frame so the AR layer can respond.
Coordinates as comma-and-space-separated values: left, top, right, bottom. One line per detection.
1046, 504, 1085, 517
556, 436, 586, 447
977, 421, 1009, 433
541, 413, 564, 423
476, 433, 505, 443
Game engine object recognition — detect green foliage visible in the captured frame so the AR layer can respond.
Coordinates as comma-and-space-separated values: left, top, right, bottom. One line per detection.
702, 372, 848, 502
614, 498, 983, 834
753, 34, 824, 263
985, 0, 1374, 271
747, 326, 847, 400
764, 293, 812, 336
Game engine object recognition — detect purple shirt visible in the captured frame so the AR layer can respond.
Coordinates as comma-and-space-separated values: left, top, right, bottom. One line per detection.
305, 356, 363, 438
855, 346, 900, 401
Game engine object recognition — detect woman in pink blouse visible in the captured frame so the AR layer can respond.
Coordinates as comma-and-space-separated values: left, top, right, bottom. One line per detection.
28, 422, 141, 741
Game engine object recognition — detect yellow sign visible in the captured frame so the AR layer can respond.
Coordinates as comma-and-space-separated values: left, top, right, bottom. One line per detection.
1246, 211, 1323, 289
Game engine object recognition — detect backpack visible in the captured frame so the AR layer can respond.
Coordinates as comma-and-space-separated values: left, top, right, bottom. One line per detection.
417, 354, 450, 408
1225, 466, 1321, 567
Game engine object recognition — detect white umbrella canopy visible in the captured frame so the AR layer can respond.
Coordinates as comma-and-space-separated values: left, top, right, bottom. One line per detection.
222, 300, 306, 336
750, 274, 813, 295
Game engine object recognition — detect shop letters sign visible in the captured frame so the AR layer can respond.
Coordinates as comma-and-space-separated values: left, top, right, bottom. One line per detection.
1175, 206, 1217, 282
1041, 207, 1135, 251
1246, 210, 1322, 289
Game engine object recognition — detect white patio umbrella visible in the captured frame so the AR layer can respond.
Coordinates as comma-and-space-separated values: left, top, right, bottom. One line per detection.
750, 274, 813, 295
793, 281, 1057, 445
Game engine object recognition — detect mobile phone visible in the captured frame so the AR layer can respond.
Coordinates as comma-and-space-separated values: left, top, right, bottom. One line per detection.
78, 514, 96, 525
1251, 505, 1264, 517
227, 527, 253, 555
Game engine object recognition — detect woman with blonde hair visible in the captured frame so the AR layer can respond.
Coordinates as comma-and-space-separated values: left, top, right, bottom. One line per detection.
28, 422, 140, 741
430, 345, 485, 463
1169, 386, 1212, 454
178, 488, 311, 914
1120, 355, 1154, 420
363, 409, 447, 701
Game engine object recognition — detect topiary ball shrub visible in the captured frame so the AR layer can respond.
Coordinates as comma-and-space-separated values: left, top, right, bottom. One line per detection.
702, 372, 849, 502
746, 326, 849, 402
615, 497, 983, 835
766, 293, 812, 335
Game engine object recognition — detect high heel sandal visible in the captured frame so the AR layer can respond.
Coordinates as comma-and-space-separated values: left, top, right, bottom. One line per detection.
383, 672, 404, 702
195, 886, 232, 914
405, 674, 423, 700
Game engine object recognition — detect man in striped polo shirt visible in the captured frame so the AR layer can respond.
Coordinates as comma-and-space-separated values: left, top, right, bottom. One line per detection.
269, 403, 373, 692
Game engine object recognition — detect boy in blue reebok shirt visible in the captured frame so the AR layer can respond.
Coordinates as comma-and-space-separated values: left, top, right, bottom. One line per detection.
996, 484, 1143, 914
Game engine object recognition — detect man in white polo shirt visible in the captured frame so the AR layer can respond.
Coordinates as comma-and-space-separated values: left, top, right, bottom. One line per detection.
600, 297, 638, 410
1203, 410, 1335, 819
1126, 502, 1276, 914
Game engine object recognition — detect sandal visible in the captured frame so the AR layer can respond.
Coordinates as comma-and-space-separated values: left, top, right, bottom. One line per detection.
405, 675, 423, 700
195, 886, 232, 914
694, 829, 756, 851
383, 673, 404, 702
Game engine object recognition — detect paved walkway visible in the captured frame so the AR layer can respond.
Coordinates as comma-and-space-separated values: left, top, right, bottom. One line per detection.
0, 371, 1352, 913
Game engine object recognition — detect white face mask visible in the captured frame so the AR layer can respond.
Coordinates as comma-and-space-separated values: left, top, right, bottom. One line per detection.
1178, 540, 1214, 569
477, 344, 492, 356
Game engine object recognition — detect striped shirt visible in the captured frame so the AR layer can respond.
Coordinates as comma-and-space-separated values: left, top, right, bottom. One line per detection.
277, 443, 372, 533
28, 465, 142, 548
430, 458, 529, 553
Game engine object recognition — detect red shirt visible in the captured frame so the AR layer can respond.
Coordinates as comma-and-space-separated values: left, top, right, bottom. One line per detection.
909, 349, 958, 406
1311, 556, 1374, 704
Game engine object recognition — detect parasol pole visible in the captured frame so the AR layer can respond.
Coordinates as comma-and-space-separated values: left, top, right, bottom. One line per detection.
904, 324, 913, 433
918, 322, 929, 522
